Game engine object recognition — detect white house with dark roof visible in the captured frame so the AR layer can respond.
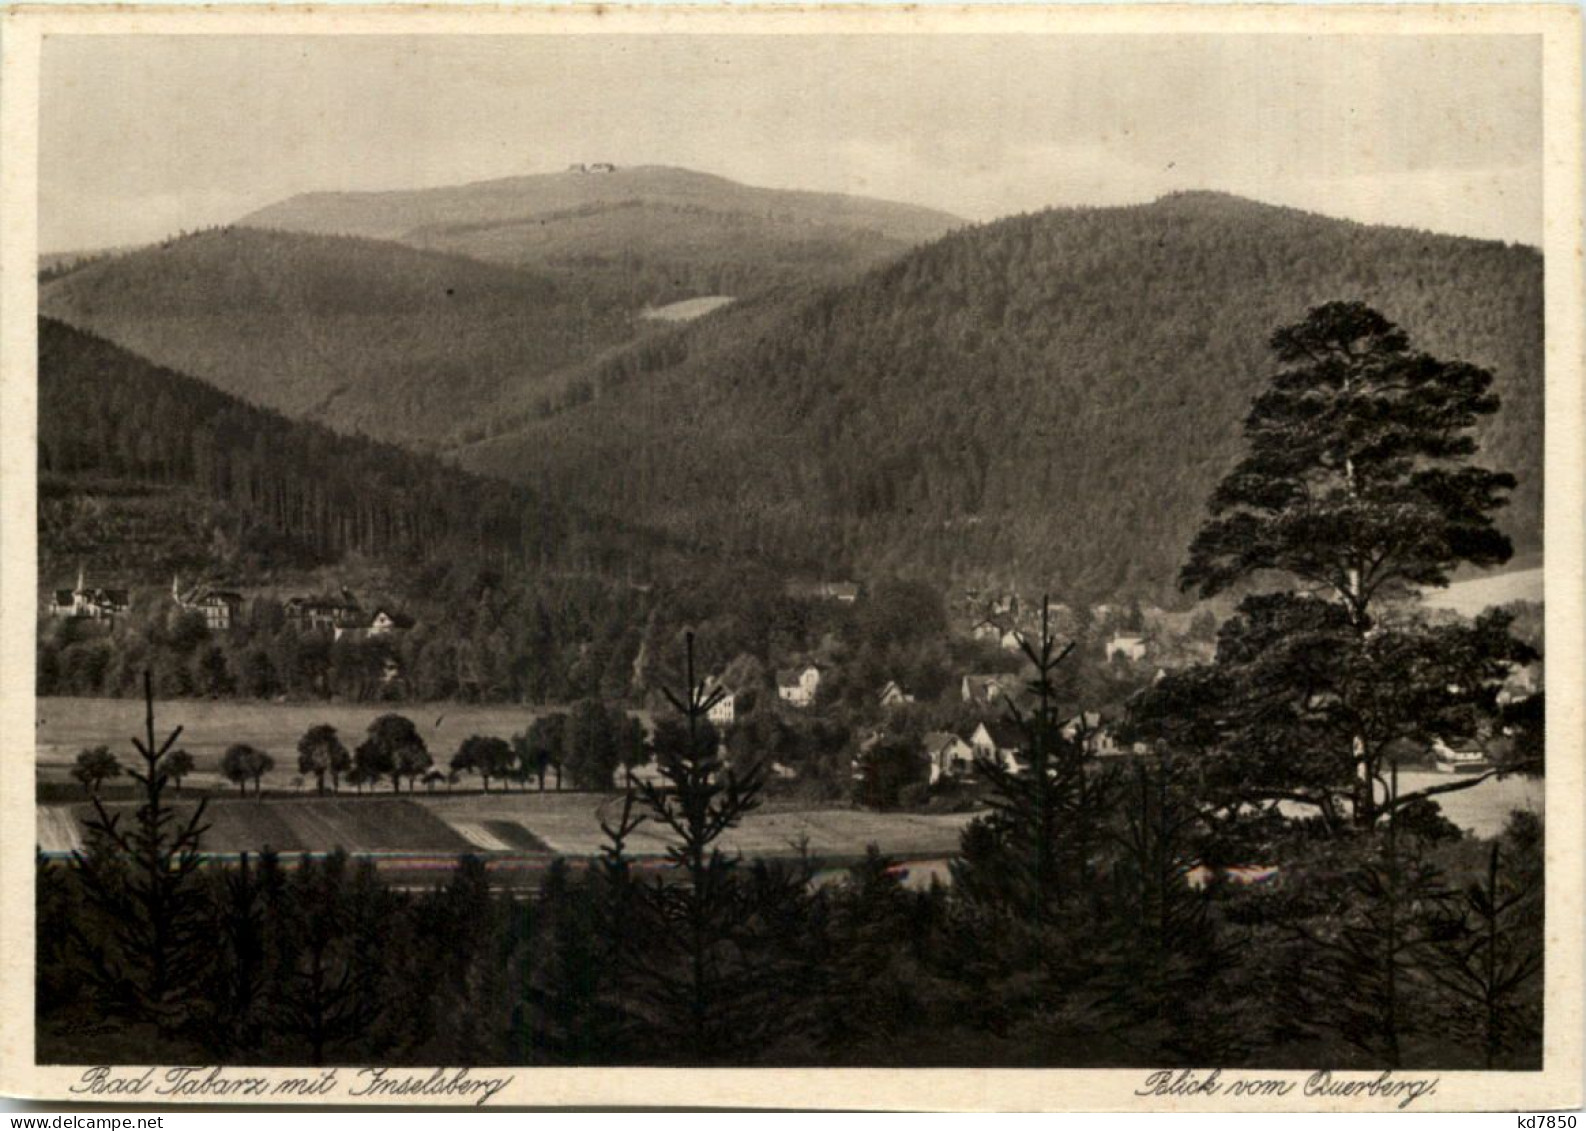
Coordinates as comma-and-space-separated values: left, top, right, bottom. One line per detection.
172, 576, 243, 631
49, 567, 129, 620
1107, 632, 1149, 663
961, 673, 1022, 707
284, 593, 364, 634
968, 720, 1023, 769
777, 664, 822, 708
703, 678, 737, 727
878, 680, 914, 708
922, 731, 975, 783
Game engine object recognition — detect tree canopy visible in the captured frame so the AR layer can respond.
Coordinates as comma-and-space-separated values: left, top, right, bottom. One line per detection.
1130, 303, 1535, 830
1182, 300, 1516, 627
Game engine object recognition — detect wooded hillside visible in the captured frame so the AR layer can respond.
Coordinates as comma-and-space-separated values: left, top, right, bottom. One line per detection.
37, 317, 681, 585
459, 193, 1543, 602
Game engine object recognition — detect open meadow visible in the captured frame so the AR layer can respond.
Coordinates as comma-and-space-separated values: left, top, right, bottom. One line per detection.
1422, 564, 1543, 616
35, 696, 571, 791
35, 696, 1544, 891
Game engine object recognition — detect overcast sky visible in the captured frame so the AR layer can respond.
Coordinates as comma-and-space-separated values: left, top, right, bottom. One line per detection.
40, 33, 1542, 253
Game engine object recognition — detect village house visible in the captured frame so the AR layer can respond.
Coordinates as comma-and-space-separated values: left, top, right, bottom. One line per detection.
366, 608, 414, 638
819, 581, 860, 603
1496, 662, 1542, 706
1431, 736, 1491, 773
48, 568, 130, 620
877, 680, 914, 708
1106, 632, 1149, 663
284, 593, 364, 634
968, 720, 1023, 771
172, 576, 244, 631
922, 731, 976, 783
999, 627, 1027, 653
777, 664, 822, 708
961, 672, 1022, 707
1060, 711, 1133, 757
704, 679, 737, 727
971, 618, 1004, 644
336, 607, 415, 643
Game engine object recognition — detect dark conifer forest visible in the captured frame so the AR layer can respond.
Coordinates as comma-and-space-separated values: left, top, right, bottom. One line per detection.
462, 193, 1543, 600
38, 316, 680, 581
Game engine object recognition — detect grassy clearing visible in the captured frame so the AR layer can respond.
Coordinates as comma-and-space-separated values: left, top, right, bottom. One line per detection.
418, 792, 972, 859
48, 796, 471, 856
1422, 565, 1543, 616
36, 771, 1540, 862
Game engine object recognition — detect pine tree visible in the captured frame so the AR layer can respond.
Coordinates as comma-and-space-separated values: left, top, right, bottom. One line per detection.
622, 632, 773, 1061
70, 671, 213, 1035
1156, 302, 1534, 829
953, 604, 1110, 923
1424, 811, 1544, 1067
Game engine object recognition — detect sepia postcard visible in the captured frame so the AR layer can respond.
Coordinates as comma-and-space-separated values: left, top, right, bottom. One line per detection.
0, 3, 1581, 1112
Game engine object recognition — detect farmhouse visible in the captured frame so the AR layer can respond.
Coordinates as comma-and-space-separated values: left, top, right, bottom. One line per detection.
1431, 736, 1491, 773
1496, 662, 1542, 705
285, 593, 364, 634
877, 680, 914, 708
366, 608, 414, 638
961, 673, 1021, 707
819, 581, 860, 603
704, 679, 737, 727
777, 665, 822, 708
172, 576, 244, 631
1106, 632, 1149, 663
971, 618, 1004, 643
48, 568, 129, 620
1061, 711, 1132, 756
968, 720, 1022, 770
922, 731, 975, 783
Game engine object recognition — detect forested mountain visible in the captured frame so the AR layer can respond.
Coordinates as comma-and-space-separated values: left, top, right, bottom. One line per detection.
37, 228, 645, 448
238, 165, 961, 299
41, 172, 959, 449
37, 317, 687, 586
457, 192, 1544, 603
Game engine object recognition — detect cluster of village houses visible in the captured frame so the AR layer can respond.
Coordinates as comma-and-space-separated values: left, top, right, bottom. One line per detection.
702, 653, 1141, 786
48, 570, 413, 642
48, 573, 1534, 780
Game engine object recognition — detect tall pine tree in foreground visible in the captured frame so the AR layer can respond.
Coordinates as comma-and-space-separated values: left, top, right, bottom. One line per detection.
623, 632, 776, 1061
1144, 301, 1535, 831
71, 672, 212, 1035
